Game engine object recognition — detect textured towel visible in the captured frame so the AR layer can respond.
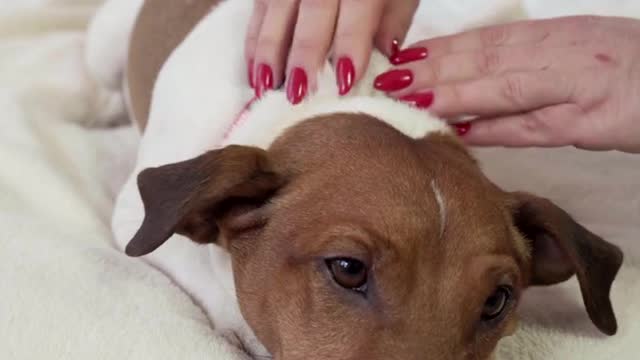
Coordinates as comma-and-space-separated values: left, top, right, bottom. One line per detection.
1, 0, 639, 359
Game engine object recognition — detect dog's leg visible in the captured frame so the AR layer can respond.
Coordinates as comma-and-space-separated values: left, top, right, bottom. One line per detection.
84, 0, 145, 126
86, 0, 145, 91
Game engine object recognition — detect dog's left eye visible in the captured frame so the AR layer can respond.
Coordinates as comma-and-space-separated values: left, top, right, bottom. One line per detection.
326, 258, 368, 293
481, 286, 512, 321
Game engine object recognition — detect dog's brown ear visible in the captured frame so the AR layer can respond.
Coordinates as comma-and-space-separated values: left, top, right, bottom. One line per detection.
125, 145, 284, 258
511, 192, 623, 336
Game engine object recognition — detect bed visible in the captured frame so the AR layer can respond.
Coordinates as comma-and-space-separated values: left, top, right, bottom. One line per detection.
1, 0, 639, 359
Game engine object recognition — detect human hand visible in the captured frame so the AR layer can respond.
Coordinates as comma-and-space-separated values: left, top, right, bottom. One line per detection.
246, 0, 420, 104
374, 16, 640, 153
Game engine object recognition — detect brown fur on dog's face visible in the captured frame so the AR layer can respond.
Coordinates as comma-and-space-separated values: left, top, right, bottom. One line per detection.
127, 114, 622, 360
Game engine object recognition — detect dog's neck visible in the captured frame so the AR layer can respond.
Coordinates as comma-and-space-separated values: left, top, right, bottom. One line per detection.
222, 57, 451, 149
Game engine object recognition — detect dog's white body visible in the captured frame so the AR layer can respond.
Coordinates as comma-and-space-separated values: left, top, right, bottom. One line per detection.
87, 0, 449, 355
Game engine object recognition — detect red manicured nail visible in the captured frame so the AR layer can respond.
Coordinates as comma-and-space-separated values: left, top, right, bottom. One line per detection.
454, 122, 472, 136
336, 57, 355, 96
390, 47, 428, 65
255, 63, 274, 98
374, 69, 413, 92
391, 39, 400, 56
400, 92, 434, 109
248, 59, 255, 88
286, 67, 308, 105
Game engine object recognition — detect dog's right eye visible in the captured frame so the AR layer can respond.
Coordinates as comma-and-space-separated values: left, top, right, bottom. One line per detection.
326, 258, 368, 293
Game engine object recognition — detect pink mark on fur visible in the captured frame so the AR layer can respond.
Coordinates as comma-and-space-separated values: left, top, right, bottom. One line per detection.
222, 96, 258, 142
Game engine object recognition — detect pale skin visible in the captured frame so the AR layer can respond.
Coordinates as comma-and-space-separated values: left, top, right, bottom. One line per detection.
246, 2, 640, 154
388, 15, 640, 154
245, 0, 419, 99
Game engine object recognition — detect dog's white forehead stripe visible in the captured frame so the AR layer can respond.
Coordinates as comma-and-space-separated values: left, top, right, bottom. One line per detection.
431, 180, 446, 238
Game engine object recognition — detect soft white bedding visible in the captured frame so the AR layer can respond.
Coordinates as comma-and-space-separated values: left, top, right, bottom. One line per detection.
0, 0, 638, 359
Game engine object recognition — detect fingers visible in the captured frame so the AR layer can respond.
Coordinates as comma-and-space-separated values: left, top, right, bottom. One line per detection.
251, 0, 299, 97
413, 20, 553, 58
429, 70, 576, 118
248, 0, 421, 101
461, 104, 584, 148
376, 15, 633, 151
410, 16, 602, 58
374, 0, 420, 55
285, 0, 339, 104
334, 0, 386, 95
245, 0, 269, 87
383, 45, 595, 97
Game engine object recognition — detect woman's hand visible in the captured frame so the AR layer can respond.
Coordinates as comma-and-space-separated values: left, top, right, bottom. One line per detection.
375, 16, 640, 153
246, 0, 419, 104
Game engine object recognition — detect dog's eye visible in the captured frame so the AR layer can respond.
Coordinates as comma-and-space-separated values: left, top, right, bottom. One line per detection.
481, 286, 512, 321
326, 258, 368, 293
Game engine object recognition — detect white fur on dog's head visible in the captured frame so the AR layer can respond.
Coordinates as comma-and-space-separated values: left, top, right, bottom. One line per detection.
223, 51, 452, 149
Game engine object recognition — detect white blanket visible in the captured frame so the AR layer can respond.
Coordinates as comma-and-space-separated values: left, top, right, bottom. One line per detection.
1, 0, 639, 359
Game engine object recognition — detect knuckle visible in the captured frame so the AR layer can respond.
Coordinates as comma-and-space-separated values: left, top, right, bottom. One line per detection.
244, 45, 256, 60
426, 59, 444, 83
335, 29, 359, 45
244, 36, 258, 58
480, 26, 510, 47
567, 39, 591, 47
501, 74, 527, 106
341, 0, 371, 6
547, 107, 582, 144
446, 85, 465, 108
245, 33, 259, 46
571, 131, 598, 149
254, 1, 267, 13
569, 15, 601, 34
578, 15, 601, 27
254, 36, 280, 57
300, 0, 326, 8
424, 36, 452, 56
520, 109, 555, 138
520, 112, 546, 134
477, 49, 501, 74
268, 0, 293, 9
291, 37, 320, 54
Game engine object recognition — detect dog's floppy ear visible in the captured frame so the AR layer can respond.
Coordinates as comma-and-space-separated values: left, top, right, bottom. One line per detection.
510, 192, 623, 335
125, 145, 284, 257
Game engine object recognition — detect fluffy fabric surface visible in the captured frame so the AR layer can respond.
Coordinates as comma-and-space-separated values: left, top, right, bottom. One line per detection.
1, 0, 639, 359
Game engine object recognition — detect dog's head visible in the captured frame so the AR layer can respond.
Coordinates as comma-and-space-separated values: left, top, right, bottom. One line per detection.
126, 114, 622, 360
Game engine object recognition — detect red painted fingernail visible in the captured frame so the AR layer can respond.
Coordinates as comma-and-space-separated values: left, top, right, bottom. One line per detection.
390, 47, 429, 65
374, 69, 413, 92
336, 57, 355, 96
400, 92, 434, 109
248, 59, 255, 88
391, 39, 400, 56
454, 122, 472, 136
255, 63, 274, 98
286, 67, 308, 105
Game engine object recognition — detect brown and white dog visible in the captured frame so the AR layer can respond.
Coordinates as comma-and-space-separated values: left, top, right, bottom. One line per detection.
86, 0, 623, 359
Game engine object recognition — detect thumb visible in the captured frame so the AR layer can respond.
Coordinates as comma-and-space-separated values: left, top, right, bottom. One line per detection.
461, 104, 583, 148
